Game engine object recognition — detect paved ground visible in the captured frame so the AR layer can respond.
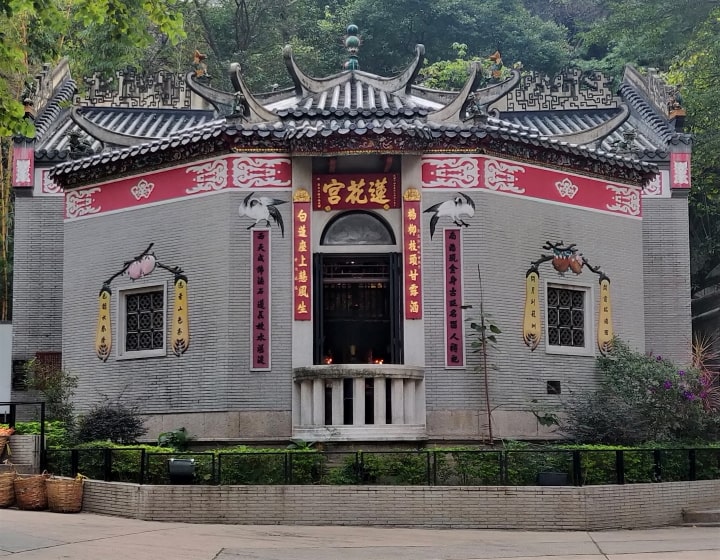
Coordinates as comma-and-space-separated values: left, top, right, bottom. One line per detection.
0, 510, 718, 560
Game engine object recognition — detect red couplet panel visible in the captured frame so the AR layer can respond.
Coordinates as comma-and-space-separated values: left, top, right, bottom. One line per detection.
444, 228, 464, 368
403, 198, 422, 319
293, 202, 312, 321
251, 229, 271, 370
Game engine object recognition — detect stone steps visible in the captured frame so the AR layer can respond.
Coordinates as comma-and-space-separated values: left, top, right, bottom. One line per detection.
682, 507, 720, 527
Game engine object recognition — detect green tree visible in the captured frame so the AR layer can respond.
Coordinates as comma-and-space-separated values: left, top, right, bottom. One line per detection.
575, 0, 718, 78
667, 7, 720, 292
0, 0, 185, 136
334, 0, 571, 76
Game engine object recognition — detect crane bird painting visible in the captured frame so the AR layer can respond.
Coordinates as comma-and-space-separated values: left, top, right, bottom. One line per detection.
238, 192, 287, 237
424, 192, 476, 240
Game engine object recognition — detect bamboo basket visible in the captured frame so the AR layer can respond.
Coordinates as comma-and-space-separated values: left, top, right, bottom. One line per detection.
0, 436, 8, 459
0, 471, 15, 508
14, 473, 49, 511
46, 476, 84, 513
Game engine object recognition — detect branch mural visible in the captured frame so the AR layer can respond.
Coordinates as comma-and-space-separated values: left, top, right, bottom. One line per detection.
95, 243, 189, 361
522, 241, 613, 355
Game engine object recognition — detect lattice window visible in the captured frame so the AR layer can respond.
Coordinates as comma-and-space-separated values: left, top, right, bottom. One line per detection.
547, 286, 586, 348
124, 289, 165, 353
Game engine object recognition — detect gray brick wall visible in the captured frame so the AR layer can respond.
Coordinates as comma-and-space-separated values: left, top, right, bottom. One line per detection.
11, 195, 64, 359
642, 195, 692, 364
62, 190, 293, 417
420, 190, 646, 414
82, 478, 720, 530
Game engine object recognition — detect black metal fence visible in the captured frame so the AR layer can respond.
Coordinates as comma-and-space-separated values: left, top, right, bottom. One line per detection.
45, 447, 720, 486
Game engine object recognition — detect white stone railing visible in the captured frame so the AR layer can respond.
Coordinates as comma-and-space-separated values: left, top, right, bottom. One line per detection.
292, 365, 425, 441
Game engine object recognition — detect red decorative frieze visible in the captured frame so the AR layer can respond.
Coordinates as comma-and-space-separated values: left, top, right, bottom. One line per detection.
313, 173, 400, 211
12, 145, 34, 187
293, 189, 312, 321
421, 155, 642, 218
403, 189, 422, 319
232, 156, 292, 188
64, 154, 291, 221
670, 152, 691, 189
642, 170, 668, 198
251, 229, 271, 370
65, 187, 102, 219
40, 169, 63, 195
444, 228, 464, 368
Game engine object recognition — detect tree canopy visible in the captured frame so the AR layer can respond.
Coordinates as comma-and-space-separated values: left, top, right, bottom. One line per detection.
2, 0, 720, 318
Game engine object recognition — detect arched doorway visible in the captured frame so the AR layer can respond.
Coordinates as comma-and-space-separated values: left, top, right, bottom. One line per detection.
313, 211, 403, 366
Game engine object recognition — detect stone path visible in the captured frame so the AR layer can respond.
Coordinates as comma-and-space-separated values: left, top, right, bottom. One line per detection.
0, 509, 718, 559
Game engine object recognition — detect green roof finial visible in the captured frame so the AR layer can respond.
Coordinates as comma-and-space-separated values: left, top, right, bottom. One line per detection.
344, 24, 360, 71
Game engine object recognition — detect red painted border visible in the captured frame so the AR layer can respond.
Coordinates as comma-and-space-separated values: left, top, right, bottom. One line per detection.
65, 154, 291, 220
421, 155, 641, 218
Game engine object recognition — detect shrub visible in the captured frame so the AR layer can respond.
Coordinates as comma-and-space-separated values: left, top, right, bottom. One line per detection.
562, 340, 719, 444
73, 402, 147, 444
23, 359, 77, 424
5, 420, 70, 448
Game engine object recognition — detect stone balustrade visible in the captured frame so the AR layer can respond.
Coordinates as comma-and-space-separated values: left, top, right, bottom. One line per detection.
292, 365, 426, 441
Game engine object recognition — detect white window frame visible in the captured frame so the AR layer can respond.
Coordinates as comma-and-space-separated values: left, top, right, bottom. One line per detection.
544, 278, 595, 357
116, 282, 167, 360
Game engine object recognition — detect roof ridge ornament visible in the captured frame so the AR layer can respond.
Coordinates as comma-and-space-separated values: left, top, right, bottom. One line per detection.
429, 61, 521, 125
344, 24, 360, 71
228, 63, 279, 123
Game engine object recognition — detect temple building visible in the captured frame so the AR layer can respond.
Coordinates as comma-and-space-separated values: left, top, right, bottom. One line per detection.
10, 30, 692, 443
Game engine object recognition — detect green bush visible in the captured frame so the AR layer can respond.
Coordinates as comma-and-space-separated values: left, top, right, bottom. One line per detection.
1, 420, 69, 448
42, 441, 720, 486
434, 447, 502, 485
73, 403, 147, 444
358, 451, 430, 485
562, 340, 719, 444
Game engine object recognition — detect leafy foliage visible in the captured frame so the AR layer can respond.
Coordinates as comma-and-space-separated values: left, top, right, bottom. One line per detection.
561, 340, 720, 444
2, 420, 70, 448
157, 427, 193, 451
23, 358, 77, 424
73, 402, 147, 444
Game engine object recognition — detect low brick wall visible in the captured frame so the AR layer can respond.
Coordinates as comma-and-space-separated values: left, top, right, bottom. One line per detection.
82, 479, 720, 530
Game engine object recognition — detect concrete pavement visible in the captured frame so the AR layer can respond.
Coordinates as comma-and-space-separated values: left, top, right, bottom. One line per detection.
0, 509, 718, 560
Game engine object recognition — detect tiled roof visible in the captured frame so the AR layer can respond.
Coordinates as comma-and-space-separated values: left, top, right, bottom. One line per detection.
36, 106, 217, 163
46, 58, 671, 182
52, 110, 657, 180
618, 82, 692, 148
500, 109, 665, 157
33, 78, 77, 142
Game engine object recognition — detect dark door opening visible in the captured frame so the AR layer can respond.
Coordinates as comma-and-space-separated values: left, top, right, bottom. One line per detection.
314, 254, 403, 365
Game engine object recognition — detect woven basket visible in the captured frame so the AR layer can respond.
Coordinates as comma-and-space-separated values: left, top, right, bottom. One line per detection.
0, 471, 15, 508
46, 477, 84, 513
14, 473, 49, 511
0, 436, 8, 459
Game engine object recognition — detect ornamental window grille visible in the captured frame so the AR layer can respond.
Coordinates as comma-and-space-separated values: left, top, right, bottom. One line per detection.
547, 286, 586, 348
125, 289, 165, 352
